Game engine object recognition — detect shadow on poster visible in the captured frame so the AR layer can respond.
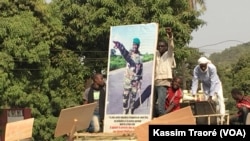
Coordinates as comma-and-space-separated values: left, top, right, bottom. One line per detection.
104, 23, 158, 133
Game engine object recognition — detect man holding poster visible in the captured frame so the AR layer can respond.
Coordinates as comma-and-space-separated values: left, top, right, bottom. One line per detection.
113, 38, 143, 115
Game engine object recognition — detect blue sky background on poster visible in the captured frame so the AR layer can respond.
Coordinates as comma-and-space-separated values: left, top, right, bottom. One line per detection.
109, 23, 158, 55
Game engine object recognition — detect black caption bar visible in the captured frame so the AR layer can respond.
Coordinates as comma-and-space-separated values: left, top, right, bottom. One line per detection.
149, 125, 250, 140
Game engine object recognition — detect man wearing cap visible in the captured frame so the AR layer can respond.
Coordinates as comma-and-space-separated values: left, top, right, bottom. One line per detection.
113, 38, 143, 114
191, 57, 226, 120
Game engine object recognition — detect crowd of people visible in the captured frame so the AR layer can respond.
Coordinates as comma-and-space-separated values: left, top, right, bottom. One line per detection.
83, 27, 250, 133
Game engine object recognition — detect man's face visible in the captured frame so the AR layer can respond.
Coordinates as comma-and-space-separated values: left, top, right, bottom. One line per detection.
199, 63, 208, 72
232, 93, 242, 102
132, 44, 139, 52
157, 41, 167, 54
95, 74, 105, 87
172, 78, 181, 90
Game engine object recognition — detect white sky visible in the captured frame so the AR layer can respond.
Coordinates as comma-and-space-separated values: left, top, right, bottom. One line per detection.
189, 0, 250, 56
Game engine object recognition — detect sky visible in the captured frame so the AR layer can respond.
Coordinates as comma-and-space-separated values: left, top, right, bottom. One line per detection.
189, 0, 250, 56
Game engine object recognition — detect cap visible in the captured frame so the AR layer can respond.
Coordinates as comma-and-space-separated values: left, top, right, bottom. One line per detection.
133, 38, 140, 45
198, 57, 211, 64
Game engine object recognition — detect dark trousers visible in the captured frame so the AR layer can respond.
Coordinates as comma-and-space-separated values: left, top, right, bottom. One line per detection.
230, 107, 249, 125
153, 86, 168, 117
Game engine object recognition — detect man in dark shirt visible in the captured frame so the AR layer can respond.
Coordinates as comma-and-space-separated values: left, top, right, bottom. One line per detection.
83, 73, 106, 132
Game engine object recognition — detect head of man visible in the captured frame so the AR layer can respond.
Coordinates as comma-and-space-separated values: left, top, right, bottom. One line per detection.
231, 88, 244, 102
92, 73, 105, 88
171, 76, 182, 91
132, 38, 140, 53
198, 57, 211, 72
199, 63, 208, 72
157, 40, 168, 55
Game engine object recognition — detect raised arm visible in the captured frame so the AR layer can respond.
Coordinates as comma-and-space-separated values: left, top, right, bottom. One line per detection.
166, 27, 176, 68
113, 41, 136, 68
166, 27, 174, 56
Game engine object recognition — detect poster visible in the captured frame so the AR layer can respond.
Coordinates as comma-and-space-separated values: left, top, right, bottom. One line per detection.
104, 23, 158, 133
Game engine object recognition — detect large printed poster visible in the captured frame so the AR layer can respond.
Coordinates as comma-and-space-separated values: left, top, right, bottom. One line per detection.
104, 23, 158, 133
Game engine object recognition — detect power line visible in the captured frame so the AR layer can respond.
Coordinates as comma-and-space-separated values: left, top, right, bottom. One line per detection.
196, 40, 245, 49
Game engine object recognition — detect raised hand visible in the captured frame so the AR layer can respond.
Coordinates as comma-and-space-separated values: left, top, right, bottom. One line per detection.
165, 27, 173, 38
207, 96, 214, 103
113, 41, 121, 49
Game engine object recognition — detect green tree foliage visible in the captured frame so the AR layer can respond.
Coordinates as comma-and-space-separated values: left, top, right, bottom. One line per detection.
232, 55, 250, 94
0, 0, 206, 140
54, 0, 205, 73
225, 56, 250, 114
0, 0, 89, 140
209, 42, 250, 95
210, 42, 250, 67
208, 42, 250, 114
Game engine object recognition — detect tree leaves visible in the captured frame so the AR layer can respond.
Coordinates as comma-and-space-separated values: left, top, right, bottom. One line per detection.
0, 0, 206, 140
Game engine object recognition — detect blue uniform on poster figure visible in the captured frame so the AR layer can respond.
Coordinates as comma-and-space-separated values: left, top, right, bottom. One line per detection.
113, 38, 143, 114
